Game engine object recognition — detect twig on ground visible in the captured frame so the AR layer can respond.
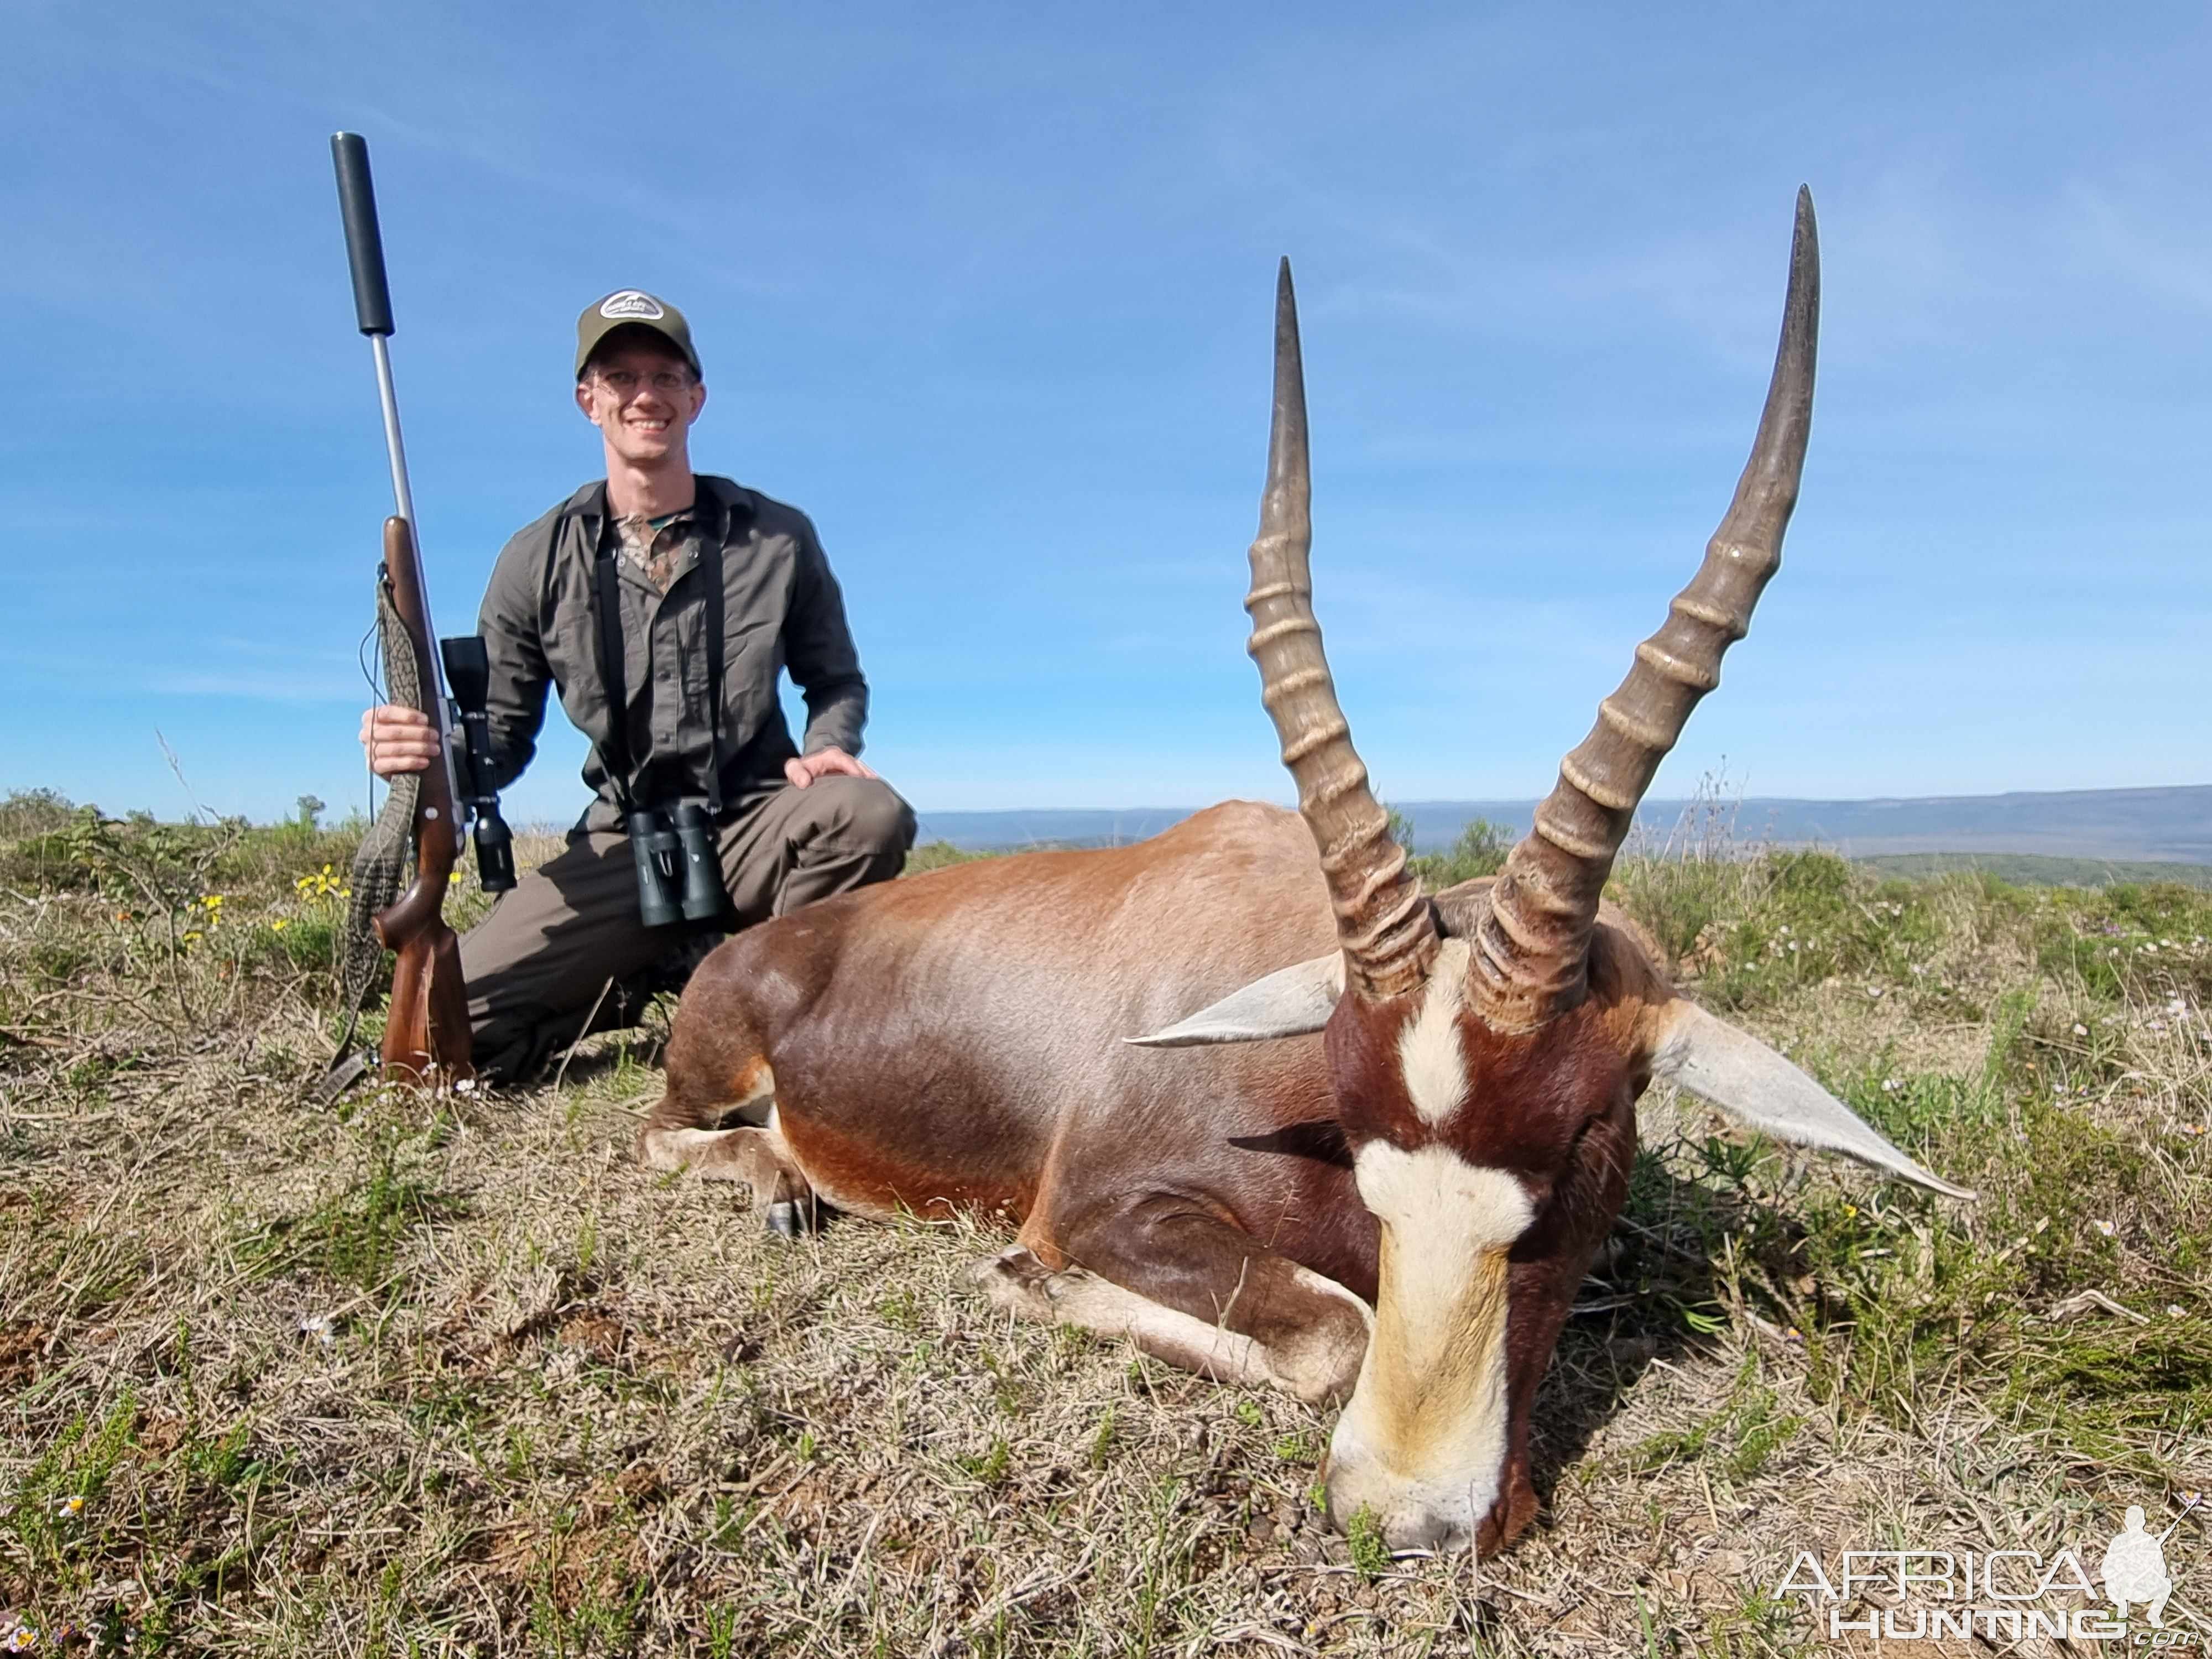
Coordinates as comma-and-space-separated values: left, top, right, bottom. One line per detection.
552, 977, 615, 1094
2047, 1289, 2151, 1325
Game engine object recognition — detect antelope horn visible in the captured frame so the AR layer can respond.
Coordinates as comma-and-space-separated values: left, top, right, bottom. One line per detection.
1473, 188, 1820, 1027
1247, 260, 1438, 1001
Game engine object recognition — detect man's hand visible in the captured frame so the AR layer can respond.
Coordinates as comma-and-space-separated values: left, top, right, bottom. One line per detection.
784, 748, 878, 790
361, 703, 440, 780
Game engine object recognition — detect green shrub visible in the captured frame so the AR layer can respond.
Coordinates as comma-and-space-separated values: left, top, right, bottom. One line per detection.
902, 839, 993, 875
1611, 854, 1751, 972
1411, 818, 1510, 890
0, 786, 79, 838
2031, 881, 2212, 1003
1698, 852, 1943, 1013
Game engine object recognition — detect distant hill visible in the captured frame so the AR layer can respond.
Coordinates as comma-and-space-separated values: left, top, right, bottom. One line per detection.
913, 784, 2212, 864
1858, 853, 2212, 890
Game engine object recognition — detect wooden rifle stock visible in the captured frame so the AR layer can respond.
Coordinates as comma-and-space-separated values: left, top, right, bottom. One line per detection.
374, 514, 474, 1085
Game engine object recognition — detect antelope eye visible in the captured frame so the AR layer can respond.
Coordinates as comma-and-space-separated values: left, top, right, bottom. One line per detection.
1537, 1114, 1605, 1194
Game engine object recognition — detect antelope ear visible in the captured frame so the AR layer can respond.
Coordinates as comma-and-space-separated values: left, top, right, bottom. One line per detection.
1126, 953, 1344, 1047
1651, 1000, 1976, 1200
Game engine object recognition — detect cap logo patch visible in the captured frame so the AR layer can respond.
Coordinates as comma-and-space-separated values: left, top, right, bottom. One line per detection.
599, 291, 665, 320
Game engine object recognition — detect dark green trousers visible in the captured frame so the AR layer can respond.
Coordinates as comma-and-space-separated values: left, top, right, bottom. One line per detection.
461, 775, 914, 1082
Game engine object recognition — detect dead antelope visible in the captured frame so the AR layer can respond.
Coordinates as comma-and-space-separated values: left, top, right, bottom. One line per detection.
642, 189, 1969, 1556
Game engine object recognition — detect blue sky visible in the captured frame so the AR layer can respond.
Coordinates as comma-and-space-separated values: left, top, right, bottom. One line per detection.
5, 2, 2206, 825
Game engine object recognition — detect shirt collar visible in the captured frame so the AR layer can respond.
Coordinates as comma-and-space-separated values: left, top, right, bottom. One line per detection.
566, 473, 749, 549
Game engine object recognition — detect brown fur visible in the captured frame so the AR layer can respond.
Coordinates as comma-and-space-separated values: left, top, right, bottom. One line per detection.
642, 801, 1679, 1554
1312, 915, 1653, 1548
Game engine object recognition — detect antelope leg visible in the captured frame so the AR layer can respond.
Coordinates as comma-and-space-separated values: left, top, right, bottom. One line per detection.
976, 1203, 1371, 1406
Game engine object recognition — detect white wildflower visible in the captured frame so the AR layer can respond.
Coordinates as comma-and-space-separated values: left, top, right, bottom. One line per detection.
299, 1313, 337, 1349
2072, 1023, 2088, 1037
2094, 1219, 2116, 1238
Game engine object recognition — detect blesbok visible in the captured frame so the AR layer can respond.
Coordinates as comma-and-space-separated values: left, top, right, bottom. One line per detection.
641, 189, 1969, 1556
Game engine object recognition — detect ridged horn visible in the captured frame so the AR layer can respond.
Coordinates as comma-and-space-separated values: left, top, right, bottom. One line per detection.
1473, 189, 1820, 1027
1247, 259, 1438, 1001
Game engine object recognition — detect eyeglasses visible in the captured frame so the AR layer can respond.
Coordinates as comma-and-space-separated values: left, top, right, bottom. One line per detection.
591, 368, 694, 395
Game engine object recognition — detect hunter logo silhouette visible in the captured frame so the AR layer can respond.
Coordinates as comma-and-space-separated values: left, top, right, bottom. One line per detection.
2101, 1497, 2198, 1626
598, 290, 664, 320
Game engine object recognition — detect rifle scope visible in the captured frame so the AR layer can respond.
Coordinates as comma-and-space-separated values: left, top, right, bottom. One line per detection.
439, 636, 518, 893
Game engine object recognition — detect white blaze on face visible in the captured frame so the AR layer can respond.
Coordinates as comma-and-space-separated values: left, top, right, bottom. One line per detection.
1328, 1139, 1535, 1550
1397, 938, 1472, 1125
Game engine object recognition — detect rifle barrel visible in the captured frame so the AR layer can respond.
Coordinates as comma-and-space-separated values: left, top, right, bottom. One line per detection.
369, 334, 419, 531
331, 131, 465, 854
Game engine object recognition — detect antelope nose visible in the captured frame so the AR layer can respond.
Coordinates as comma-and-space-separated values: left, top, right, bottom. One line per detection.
1322, 1468, 1474, 1556
1389, 1511, 1470, 1555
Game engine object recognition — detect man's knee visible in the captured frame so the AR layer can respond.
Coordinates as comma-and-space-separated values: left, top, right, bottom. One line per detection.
804, 775, 916, 857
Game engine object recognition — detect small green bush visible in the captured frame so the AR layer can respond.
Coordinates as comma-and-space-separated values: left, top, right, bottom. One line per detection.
0, 786, 79, 838
902, 839, 993, 875
1411, 818, 1510, 890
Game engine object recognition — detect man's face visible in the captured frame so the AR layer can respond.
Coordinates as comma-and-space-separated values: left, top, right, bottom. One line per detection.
575, 340, 707, 467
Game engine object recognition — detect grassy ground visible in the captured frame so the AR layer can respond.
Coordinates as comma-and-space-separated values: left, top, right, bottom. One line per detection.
4, 792, 2210, 1655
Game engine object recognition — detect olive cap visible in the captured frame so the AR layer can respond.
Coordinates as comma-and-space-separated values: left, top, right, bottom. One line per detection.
575, 290, 701, 378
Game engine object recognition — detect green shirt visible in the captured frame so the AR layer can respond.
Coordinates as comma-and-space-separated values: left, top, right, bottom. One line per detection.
475, 475, 872, 831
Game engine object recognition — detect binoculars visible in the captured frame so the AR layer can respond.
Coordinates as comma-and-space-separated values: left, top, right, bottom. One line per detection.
627, 801, 726, 928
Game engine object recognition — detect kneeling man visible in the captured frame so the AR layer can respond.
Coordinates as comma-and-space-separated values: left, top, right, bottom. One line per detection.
360, 290, 914, 1081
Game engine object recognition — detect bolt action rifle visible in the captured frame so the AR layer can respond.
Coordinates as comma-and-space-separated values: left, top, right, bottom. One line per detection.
327, 132, 515, 1089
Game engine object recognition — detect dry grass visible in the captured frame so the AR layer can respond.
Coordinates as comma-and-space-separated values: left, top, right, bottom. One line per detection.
4, 797, 2211, 1655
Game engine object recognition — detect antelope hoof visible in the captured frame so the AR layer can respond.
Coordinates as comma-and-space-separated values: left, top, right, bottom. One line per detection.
765, 1199, 809, 1238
